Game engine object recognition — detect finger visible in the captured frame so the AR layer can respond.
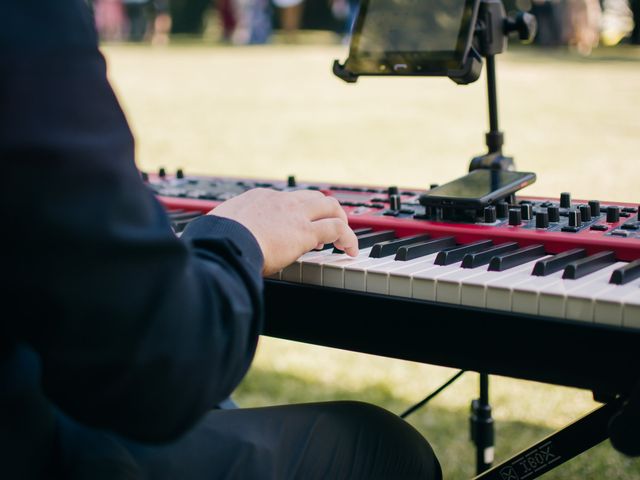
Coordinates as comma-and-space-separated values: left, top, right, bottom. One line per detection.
311, 218, 359, 257
302, 196, 348, 223
314, 242, 325, 250
288, 189, 326, 201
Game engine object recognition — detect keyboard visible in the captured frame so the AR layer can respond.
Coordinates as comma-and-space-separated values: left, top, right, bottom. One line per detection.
149, 170, 640, 395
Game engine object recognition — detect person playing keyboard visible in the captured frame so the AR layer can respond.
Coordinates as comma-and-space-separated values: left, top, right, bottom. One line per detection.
0, 1, 442, 479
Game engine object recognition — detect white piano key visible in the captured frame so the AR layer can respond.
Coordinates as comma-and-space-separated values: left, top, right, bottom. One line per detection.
511, 271, 565, 315
435, 265, 492, 305
387, 254, 442, 298
301, 247, 373, 286
321, 248, 375, 288
343, 257, 402, 292
623, 293, 640, 329
484, 257, 553, 311
593, 277, 640, 327
365, 253, 442, 295
412, 262, 475, 302
564, 262, 628, 322
537, 263, 623, 320
459, 260, 547, 309
281, 249, 332, 283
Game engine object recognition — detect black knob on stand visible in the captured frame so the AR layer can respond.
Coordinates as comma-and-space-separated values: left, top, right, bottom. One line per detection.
496, 202, 509, 219
568, 209, 582, 227
158, 167, 166, 178
579, 204, 591, 222
607, 206, 621, 223
509, 208, 522, 226
589, 200, 601, 217
287, 175, 297, 188
547, 205, 560, 223
535, 211, 549, 229
520, 203, 533, 220
560, 192, 571, 209
140, 171, 149, 182
176, 168, 185, 179
484, 206, 497, 223
389, 194, 401, 211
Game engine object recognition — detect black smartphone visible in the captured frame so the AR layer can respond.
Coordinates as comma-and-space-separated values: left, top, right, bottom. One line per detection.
419, 170, 536, 209
334, 0, 482, 84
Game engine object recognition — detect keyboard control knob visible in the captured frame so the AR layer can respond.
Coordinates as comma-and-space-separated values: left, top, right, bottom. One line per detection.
388, 186, 399, 197
287, 175, 297, 187
159, 167, 166, 178
607, 206, 621, 223
547, 205, 560, 223
568, 209, 582, 227
140, 171, 149, 182
496, 202, 509, 219
389, 194, 401, 211
560, 192, 571, 208
520, 203, 533, 220
176, 168, 184, 179
579, 204, 591, 222
509, 208, 522, 226
589, 200, 601, 217
484, 206, 497, 223
536, 211, 549, 228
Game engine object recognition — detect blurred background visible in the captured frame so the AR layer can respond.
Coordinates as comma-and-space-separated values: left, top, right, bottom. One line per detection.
95, 0, 639, 477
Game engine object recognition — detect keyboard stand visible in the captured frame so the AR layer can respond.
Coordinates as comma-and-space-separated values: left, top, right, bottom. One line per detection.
471, 373, 495, 474
472, 398, 624, 480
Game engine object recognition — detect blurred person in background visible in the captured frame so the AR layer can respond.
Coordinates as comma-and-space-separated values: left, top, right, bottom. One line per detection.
152, 0, 173, 45
232, 0, 272, 44
600, 0, 635, 45
273, 0, 305, 41
565, 0, 602, 54
123, 0, 150, 41
93, 0, 126, 40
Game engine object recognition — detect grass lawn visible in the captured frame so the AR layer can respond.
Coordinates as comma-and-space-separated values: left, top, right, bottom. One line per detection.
103, 40, 640, 479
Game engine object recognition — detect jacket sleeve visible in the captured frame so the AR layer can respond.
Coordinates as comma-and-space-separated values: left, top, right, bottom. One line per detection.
0, 0, 264, 442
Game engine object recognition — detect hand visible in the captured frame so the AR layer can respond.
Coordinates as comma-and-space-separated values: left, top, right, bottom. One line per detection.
211, 188, 358, 275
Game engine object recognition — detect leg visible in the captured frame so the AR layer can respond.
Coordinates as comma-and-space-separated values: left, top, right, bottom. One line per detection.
127, 401, 442, 479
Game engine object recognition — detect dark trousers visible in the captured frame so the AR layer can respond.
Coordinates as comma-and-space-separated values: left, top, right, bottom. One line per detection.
57, 402, 442, 480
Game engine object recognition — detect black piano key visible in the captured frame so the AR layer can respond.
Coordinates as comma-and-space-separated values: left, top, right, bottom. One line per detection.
369, 234, 431, 258
610, 259, 640, 285
488, 244, 546, 272
461, 242, 519, 269
319, 228, 374, 250
562, 251, 616, 279
167, 209, 185, 215
333, 230, 396, 253
172, 218, 201, 233
434, 240, 493, 266
394, 236, 456, 261
532, 248, 587, 276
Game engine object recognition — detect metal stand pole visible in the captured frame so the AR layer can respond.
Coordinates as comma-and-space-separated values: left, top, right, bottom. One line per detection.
471, 373, 495, 474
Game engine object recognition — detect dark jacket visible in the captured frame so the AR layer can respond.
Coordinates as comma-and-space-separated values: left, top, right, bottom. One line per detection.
0, 1, 264, 477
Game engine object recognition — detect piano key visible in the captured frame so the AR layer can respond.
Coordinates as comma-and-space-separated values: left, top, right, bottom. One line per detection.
487, 245, 546, 272
609, 259, 640, 285
461, 242, 519, 268
301, 248, 373, 286
369, 234, 430, 258
434, 240, 493, 266
333, 230, 395, 253
593, 277, 640, 326
281, 249, 334, 282
318, 227, 375, 251
532, 248, 587, 276
321, 248, 378, 288
365, 251, 440, 294
511, 270, 566, 315
459, 258, 550, 309
537, 263, 623, 320
565, 262, 629, 322
395, 236, 456, 261
387, 253, 443, 297
412, 261, 481, 302
623, 292, 640, 329
562, 251, 616, 279
343, 255, 405, 292
435, 264, 492, 304
485, 256, 555, 311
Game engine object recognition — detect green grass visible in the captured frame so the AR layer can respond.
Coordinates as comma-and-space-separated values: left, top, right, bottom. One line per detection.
102, 41, 640, 478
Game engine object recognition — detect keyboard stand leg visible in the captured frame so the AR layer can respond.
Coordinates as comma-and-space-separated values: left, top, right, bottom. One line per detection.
471, 373, 495, 474
471, 398, 624, 480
